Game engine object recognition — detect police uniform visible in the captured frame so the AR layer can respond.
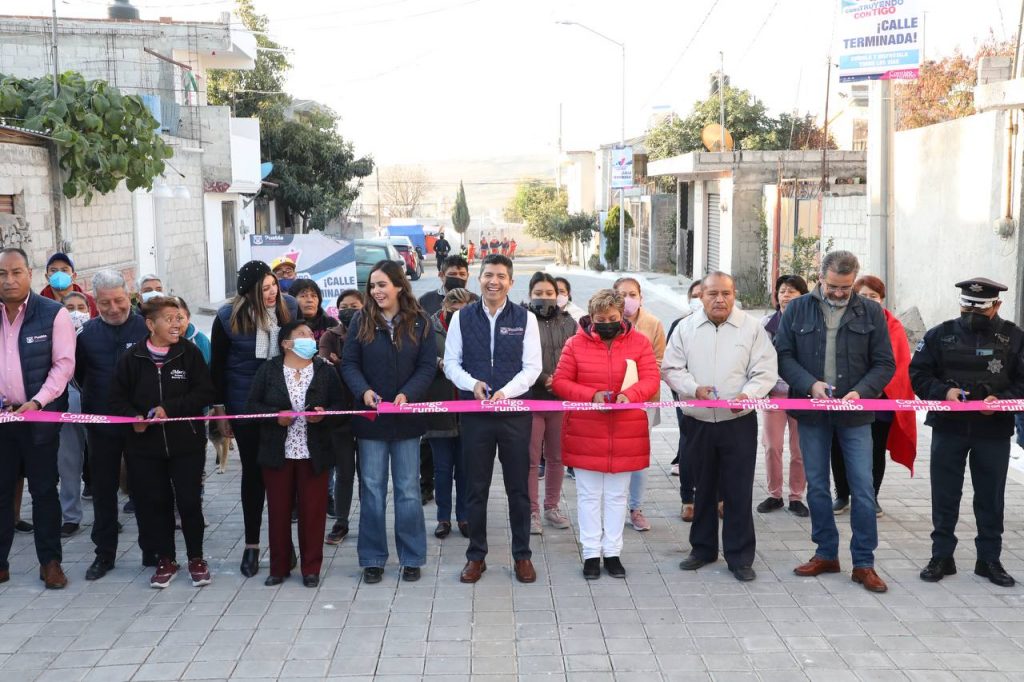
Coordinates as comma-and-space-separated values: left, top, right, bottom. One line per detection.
909, 278, 1024, 586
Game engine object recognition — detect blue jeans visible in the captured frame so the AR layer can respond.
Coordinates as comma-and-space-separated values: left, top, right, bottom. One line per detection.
356, 438, 427, 568
798, 421, 877, 568
429, 436, 466, 524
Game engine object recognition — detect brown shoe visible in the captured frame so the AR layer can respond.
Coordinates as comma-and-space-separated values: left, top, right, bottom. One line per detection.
681, 504, 694, 523
514, 559, 537, 583
460, 560, 486, 583
717, 501, 724, 519
852, 567, 888, 593
793, 555, 841, 577
39, 560, 68, 589
0, 568, 8, 584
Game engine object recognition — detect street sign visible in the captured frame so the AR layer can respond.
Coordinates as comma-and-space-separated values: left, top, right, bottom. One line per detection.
837, 0, 922, 82
610, 146, 634, 189
249, 233, 357, 318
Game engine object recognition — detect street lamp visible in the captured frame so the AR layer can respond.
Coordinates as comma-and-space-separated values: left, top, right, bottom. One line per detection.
557, 20, 626, 270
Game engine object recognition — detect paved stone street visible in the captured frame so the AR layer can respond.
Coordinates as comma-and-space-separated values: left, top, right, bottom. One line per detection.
4, 411, 1024, 681
4, 266, 1024, 680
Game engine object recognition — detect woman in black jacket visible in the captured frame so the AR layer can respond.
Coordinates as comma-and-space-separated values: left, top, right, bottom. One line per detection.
108, 297, 215, 589
247, 321, 345, 587
341, 260, 436, 584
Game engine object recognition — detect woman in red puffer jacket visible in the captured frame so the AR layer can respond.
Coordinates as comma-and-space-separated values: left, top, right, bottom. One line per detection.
551, 289, 661, 581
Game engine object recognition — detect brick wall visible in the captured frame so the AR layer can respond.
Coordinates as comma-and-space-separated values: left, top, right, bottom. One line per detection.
821, 194, 870, 268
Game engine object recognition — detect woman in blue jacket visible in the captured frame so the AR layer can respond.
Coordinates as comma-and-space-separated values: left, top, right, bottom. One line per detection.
210, 260, 297, 578
341, 260, 436, 585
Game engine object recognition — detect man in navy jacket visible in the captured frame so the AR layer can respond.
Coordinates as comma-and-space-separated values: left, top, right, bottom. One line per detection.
75, 270, 149, 581
774, 250, 894, 593
444, 254, 542, 584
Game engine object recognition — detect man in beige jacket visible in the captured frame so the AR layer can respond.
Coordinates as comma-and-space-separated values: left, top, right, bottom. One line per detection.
662, 271, 778, 581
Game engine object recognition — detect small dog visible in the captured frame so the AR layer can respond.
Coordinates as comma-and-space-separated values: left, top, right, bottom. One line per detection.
208, 421, 234, 474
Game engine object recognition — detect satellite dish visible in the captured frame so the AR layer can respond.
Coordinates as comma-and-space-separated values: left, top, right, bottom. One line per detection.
701, 124, 735, 152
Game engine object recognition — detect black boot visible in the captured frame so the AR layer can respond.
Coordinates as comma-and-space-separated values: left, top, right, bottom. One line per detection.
975, 559, 1015, 587
919, 557, 956, 582
240, 548, 260, 577
582, 558, 600, 580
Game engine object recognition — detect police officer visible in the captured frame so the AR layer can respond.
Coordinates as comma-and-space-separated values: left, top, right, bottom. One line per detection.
909, 277, 1024, 587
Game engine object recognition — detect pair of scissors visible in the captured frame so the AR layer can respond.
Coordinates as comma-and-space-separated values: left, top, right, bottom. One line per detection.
825, 385, 835, 399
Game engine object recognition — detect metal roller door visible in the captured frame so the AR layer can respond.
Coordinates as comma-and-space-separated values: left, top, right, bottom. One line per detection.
706, 193, 720, 272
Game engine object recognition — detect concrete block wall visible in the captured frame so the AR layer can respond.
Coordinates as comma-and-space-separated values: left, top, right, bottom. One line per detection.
67, 186, 137, 289
651, 193, 676, 273
821, 194, 870, 269
730, 184, 767, 296
0, 143, 55, 290
154, 147, 208, 306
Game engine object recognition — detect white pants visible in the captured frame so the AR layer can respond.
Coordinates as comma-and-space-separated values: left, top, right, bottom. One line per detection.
575, 469, 631, 560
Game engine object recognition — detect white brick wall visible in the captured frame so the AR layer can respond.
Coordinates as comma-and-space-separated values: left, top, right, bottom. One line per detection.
821, 194, 870, 269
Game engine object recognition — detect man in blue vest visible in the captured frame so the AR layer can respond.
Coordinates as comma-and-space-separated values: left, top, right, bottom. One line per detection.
444, 253, 542, 583
75, 270, 149, 580
0, 247, 76, 588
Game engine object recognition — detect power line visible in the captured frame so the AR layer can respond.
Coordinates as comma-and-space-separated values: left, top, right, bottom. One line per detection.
738, 0, 782, 65
640, 0, 724, 110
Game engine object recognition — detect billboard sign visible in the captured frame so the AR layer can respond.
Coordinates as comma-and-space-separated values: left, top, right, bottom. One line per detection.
249, 233, 356, 318
837, 0, 921, 82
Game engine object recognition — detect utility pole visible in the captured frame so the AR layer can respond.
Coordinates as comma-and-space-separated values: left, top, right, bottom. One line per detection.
821, 57, 832, 193
375, 169, 382, 235
50, 0, 59, 97
719, 51, 726, 151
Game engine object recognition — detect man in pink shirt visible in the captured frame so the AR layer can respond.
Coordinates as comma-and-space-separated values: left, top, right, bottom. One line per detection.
0, 247, 76, 588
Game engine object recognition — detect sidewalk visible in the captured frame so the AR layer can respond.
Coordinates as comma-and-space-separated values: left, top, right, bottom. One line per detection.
3, 414, 1024, 680
544, 263, 693, 308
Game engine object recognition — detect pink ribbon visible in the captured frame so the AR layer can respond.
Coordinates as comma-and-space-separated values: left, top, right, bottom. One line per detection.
2, 397, 1021, 427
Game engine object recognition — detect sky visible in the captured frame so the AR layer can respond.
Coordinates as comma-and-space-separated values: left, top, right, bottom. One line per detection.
20, 0, 1024, 166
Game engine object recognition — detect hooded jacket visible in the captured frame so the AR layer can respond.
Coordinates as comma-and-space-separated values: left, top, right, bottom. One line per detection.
551, 318, 661, 473
108, 338, 215, 458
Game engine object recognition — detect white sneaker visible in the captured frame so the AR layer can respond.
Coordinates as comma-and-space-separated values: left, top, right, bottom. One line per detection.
670, 463, 679, 476
629, 509, 651, 532
530, 513, 543, 535
544, 508, 570, 529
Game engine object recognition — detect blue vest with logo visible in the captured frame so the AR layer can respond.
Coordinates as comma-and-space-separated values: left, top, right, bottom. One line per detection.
17, 292, 69, 413
216, 296, 299, 414
457, 300, 527, 399
77, 312, 149, 418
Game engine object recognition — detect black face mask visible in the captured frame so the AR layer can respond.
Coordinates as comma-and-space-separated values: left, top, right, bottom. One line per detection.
444, 276, 467, 292
593, 321, 621, 340
338, 308, 358, 327
960, 311, 992, 333
529, 299, 557, 319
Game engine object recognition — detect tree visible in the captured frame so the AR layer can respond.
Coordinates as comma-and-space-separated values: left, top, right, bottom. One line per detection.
262, 106, 373, 231
379, 165, 432, 218
505, 181, 566, 230
208, 0, 372, 230
603, 205, 633, 268
895, 35, 1015, 130
451, 181, 470, 242
207, 0, 289, 118
646, 78, 835, 160
0, 71, 172, 204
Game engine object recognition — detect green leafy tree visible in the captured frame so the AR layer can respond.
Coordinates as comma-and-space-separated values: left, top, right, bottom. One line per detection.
451, 181, 470, 241
603, 205, 633, 268
207, 0, 289, 118
646, 78, 835, 160
263, 106, 373, 231
505, 181, 567, 229
0, 72, 172, 204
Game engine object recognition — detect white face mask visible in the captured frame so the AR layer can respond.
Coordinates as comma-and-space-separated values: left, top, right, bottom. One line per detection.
556, 294, 569, 308
688, 298, 703, 313
140, 290, 162, 303
69, 310, 90, 333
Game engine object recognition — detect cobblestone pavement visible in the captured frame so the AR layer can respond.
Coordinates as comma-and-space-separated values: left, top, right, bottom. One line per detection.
4, 413, 1024, 681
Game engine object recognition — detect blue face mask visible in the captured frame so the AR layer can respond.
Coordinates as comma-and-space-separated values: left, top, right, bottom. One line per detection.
290, 337, 318, 360
277, 278, 295, 293
49, 271, 72, 291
